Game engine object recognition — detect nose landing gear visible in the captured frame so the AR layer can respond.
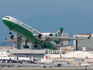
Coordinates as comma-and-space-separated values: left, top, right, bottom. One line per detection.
34, 43, 38, 48
9, 29, 12, 35
9, 32, 12, 34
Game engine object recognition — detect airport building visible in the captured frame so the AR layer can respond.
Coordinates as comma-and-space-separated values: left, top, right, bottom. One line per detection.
73, 33, 93, 51
0, 49, 45, 58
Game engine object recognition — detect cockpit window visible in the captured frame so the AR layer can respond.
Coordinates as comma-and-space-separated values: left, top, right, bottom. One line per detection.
5, 17, 10, 19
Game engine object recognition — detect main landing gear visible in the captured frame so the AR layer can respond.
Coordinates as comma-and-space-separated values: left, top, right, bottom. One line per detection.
9, 29, 14, 40
23, 41, 29, 49
33, 42, 47, 48
34, 43, 38, 48
41, 45, 46, 48
34, 44, 46, 48
9, 32, 12, 34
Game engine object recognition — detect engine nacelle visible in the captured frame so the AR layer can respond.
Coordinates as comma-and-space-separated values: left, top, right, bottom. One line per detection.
49, 33, 54, 36
10, 35, 17, 40
38, 34, 46, 41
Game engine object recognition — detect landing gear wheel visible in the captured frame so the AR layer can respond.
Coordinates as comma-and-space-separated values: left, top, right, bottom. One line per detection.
9, 32, 12, 34
34, 44, 38, 48
23, 45, 29, 49
26, 45, 29, 48
9, 29, 12, 35
41, 45, 46, 48
23, 45, 26, 49
23, 40, 29, 49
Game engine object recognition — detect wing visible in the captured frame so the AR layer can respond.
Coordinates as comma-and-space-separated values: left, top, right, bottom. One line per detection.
4, 35, 26, 43
33, 34, 91, 42
5, 39, 18, 42
46, 35, 91, 41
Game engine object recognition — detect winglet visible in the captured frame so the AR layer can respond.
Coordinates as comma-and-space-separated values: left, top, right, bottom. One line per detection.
87, 35, 91, 39
4, 38, 7, 41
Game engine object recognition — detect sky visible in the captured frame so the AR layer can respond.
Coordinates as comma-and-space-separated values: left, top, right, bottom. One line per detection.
0, 0, 93, 44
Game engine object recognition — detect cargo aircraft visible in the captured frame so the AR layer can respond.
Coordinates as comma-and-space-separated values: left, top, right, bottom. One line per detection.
2, 16, 91, 50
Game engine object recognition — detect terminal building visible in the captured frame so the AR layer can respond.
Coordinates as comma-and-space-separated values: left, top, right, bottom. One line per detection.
73, 33, 93, 51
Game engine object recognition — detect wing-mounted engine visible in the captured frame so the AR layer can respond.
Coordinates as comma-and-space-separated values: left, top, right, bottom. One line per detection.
6, 34, 24, 43
10, 35, 17, 40
4, 35, 19, 43
38, 34, 46, 41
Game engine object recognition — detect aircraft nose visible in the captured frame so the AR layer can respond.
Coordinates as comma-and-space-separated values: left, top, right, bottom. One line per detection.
2, 18, 6, 23
2, 17, 11, 26
2, 16, 10, 21
2, 18, 8, 24
2, 16, 11, 23
2, 17, 13, 29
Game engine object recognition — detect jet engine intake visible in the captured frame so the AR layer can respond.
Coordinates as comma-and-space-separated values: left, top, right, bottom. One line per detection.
10, 35, 17, 40
38, 34, 46, 41
49, 33, 54, 36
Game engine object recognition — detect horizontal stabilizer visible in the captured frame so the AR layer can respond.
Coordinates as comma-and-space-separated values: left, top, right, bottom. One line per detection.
56, 45, 73, 47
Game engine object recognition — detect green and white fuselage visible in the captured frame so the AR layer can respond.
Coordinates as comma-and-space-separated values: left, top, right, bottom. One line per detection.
2, 16, 62, 50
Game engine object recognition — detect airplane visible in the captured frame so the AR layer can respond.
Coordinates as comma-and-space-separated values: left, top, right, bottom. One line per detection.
45, 54, 64, 59
0, 56, 24, 63
37, 55, 64, 64
2, 16, 91, 50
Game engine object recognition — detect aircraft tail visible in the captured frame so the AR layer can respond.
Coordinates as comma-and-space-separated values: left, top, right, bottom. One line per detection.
60, 55, 62, 58
55, 27, 64, 37
46, 55, 48, 58
54, 27, 63, 44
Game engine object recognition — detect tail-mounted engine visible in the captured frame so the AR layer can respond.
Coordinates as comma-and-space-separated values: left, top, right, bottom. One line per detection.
49, 33, 54, 36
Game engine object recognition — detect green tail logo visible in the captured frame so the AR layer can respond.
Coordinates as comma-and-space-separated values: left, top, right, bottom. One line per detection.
54, 27, 64, 44
55, 27, 63, 37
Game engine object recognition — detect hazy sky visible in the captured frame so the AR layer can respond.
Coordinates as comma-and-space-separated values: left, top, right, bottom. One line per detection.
0, 0, 93, 43
0, 0, 93, 19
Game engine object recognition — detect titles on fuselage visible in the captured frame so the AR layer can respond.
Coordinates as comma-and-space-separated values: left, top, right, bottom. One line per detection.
22, 24, 32, 30
15, 19, 39, 34
15, 19, 32, 30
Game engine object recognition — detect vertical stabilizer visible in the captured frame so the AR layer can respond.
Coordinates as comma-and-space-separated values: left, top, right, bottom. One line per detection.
60, 55, 62, 58
54, 27, 63, 44
46, 55, 48, 58
55, 27, 64, 37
